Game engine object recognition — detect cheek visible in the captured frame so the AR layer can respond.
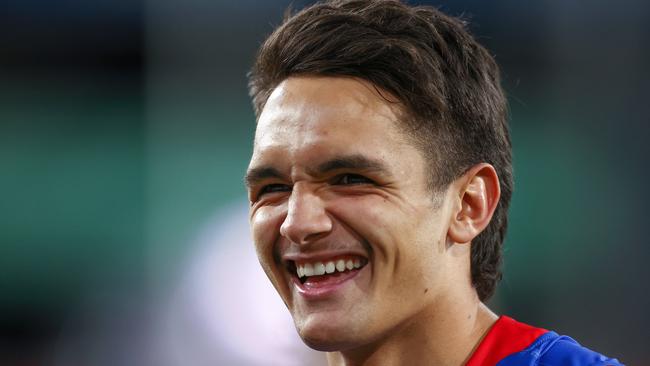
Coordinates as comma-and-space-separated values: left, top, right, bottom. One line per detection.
329, 196, 404, 263
330, 196, 443, 277
251, 206, 285, 268
250, 205, 296, 304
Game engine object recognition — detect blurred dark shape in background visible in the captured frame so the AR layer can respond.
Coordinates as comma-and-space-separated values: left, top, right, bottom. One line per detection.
0, 0, 145, 364
1, 0, 649, 365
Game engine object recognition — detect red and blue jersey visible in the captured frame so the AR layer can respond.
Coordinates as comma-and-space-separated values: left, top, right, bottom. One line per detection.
466, 316, 623, 366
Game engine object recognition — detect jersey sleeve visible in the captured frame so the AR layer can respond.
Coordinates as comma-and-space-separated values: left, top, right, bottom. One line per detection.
496, 331, 625, 366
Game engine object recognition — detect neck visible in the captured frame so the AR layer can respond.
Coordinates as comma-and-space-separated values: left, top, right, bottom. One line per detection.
325, 297, 497, 366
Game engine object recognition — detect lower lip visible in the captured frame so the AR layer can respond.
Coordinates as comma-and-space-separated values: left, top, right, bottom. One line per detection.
293, 266, 366, 299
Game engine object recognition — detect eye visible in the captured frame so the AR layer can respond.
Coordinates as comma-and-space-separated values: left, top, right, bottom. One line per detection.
334, 174, 374, 185
258, 183, 291, 197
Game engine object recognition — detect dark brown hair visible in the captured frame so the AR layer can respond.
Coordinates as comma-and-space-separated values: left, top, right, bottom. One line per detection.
248, 0, 512, 301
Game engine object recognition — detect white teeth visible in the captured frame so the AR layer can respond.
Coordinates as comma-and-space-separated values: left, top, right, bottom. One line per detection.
346, 260, 354, 270
314, 262, 326, 275
336, 259, 346, 272
303, 263, 314, 277
297, 258, 364, 278
325, 261, 335, 274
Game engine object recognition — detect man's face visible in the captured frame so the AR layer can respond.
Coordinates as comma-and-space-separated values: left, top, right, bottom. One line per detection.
246, 76, 458, 351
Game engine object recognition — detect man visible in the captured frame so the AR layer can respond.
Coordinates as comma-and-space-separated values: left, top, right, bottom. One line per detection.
244, 1, 623, 364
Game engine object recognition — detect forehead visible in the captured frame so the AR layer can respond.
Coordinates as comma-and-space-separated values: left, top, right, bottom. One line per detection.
252, 76, 407, 163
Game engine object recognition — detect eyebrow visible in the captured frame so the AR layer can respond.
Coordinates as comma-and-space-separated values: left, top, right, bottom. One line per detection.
244, 154, 391, 188
309, 155, 389, 176
244, 166, 284, 188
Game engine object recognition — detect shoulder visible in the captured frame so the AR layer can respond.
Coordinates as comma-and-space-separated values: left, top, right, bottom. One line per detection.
467, 316, 624, 366
534, 332, 623, 366
498, 330, 624, 366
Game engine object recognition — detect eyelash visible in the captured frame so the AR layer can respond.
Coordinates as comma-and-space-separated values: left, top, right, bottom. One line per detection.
333, 173, 374, 185
255, 174, 374, 200
258, 183, 291, 196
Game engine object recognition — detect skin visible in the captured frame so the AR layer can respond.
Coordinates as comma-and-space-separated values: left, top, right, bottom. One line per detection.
246, 76, 502, 366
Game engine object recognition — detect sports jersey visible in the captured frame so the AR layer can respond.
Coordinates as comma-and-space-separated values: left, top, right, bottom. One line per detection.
465, 316, 623, 366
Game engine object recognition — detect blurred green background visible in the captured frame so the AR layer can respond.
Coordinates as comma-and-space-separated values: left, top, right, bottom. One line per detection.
1, 0, 648, 364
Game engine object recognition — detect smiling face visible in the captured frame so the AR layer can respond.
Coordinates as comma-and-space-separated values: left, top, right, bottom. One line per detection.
246, 76, 461, 351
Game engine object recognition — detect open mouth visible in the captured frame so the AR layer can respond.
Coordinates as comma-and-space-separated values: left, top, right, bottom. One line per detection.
287, 256, 368, 286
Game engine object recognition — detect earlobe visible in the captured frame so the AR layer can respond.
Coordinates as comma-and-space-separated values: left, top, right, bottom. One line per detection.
448, 163, 501, 244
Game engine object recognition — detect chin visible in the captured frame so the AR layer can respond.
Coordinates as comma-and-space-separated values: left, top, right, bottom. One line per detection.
296, 317, 365, 352
300, 332, 354, 352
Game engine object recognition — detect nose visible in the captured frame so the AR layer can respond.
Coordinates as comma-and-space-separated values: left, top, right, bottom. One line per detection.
280, 183, 332, 244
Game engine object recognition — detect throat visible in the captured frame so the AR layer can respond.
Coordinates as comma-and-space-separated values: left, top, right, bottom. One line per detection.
326, 302, 498, 366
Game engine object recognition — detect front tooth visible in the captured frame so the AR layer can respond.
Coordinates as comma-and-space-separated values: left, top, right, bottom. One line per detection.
346, 259, 354, 270
325, 261, 335, 274
353, 259, 361, 268
303, 263, 314, 276
314, 262, 326, 275
297, 265, 304, 278
336, 259, 346, 272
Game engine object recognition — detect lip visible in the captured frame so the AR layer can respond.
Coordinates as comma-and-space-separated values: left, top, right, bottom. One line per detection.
291, 262, 368, 300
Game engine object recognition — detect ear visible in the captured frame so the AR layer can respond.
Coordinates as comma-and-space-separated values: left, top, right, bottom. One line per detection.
447, 163, 501, 244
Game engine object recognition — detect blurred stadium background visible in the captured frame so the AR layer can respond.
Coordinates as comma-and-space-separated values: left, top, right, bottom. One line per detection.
1, 0, 648, 364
